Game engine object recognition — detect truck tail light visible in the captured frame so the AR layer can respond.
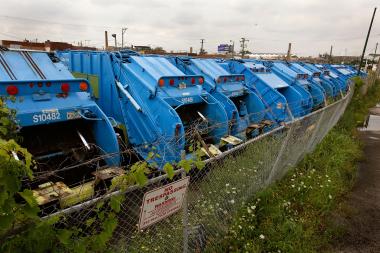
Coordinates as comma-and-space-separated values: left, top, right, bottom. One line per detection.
6, 85, 18, 96
61, 83, 70, 93
79, 82, 88, 91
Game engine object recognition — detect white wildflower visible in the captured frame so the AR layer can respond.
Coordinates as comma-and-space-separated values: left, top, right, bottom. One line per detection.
259, 234, 265, 239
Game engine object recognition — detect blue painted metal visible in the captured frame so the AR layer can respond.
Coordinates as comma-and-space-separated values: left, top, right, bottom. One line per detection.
59, 50, 230, 166
267, 62, 326, 109
301, 62, 345, 95
294, 62, 344, 97
324, 64, 357, 89
218, 59, 291, 122
289, 62, 339, 98
260, 61, 318, 115
314, 64, 348, 92
0, 49, 120, 166
168, 56, 268, 138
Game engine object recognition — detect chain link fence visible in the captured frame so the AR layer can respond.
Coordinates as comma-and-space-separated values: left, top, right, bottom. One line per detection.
32, 81, 360, 253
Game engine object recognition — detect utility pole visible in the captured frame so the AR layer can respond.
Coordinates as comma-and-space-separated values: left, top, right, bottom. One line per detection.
286, 43, 292, 61
105, 31, 109, 49
329, 45, 333, 63
373, 42, 378, 62
358, 7, 377, 75
121, 27, 128, 49
112, 34, 117, 48
240, 37, 249, 58
230, 40, 235, 56
200, 39, 205, 55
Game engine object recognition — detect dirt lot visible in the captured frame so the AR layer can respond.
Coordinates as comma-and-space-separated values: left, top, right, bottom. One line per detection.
331, 130, 380, 253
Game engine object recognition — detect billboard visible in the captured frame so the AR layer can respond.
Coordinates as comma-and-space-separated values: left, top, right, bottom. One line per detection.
218, 44, 232, 53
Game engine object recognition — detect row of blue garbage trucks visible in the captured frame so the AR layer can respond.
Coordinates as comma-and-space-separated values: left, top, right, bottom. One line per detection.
0, 48, 359, 209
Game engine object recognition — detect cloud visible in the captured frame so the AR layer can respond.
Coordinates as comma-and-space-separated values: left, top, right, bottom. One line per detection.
0, 0, 378, 56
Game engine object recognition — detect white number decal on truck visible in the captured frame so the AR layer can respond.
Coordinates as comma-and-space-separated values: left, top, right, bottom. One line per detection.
181, 97, 193, 104
33, 111, 61, 123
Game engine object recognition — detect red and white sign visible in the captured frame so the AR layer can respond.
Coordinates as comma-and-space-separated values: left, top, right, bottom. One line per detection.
138, 177, 190, 230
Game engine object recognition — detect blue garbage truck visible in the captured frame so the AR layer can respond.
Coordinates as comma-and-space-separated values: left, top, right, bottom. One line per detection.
59, 50, 231, 165
261, 61, 321, 114
168, 57, 271, 138
300, 62, 345, 95
0, 48, 121, 208
289, 62, 340, 98
218, 59, 304, 121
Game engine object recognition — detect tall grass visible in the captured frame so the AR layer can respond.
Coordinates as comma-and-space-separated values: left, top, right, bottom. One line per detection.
215, 79, 380, 253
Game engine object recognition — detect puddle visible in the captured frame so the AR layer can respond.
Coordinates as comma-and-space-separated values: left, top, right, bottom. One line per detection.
359, 114, 380, 131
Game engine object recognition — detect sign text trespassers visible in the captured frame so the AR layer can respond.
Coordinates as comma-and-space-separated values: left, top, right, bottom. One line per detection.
138, 177, 190, 230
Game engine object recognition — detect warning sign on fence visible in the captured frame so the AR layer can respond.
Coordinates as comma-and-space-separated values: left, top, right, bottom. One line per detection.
138, 177, 190, 230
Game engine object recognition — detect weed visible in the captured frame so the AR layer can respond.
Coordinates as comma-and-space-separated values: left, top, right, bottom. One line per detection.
216, 79, 380, 253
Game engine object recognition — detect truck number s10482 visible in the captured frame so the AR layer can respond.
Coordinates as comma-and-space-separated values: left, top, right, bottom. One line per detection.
32, 111, 61, 123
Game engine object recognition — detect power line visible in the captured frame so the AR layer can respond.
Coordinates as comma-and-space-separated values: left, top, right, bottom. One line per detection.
0, 14, 119, 29
0, 32, 22, 40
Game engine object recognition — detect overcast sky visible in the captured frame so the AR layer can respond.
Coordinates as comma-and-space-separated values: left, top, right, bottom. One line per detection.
0, 0, 379, 56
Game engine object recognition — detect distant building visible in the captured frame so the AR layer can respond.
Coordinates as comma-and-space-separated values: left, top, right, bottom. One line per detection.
0, 39, 96, 51
247, 52, 291, 60
130, 45, 167, 55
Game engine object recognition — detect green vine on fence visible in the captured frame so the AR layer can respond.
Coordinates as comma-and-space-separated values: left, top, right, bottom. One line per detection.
0, 97, 204, 253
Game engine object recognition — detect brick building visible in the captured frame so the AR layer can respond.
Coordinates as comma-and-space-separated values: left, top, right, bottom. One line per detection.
0, 39, 96, 51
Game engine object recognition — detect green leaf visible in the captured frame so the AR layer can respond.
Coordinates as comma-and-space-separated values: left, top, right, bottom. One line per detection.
96, 201, 105, 210
163, 163, 175, 180
19, 189, 38, 207
0, 117, 10, 126
85, 217, 95, 227
0, 126, 8, 136
98, 211, 105, 220
57, 229, 73, 245
194, 160, 205, 170
178, 160, 192, 173
135, 168, 148, 186
110, 195, 124, 213
0, 214, 14, 231
22, 204, 40, 218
